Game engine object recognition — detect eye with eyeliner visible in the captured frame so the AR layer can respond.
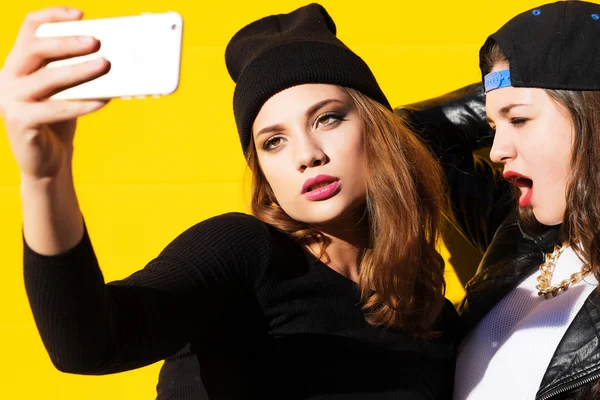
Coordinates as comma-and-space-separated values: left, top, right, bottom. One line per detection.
510, 117, 529, 127
263, 135, 283, 151
314, 111, 346, 129
261, 110, 348, 151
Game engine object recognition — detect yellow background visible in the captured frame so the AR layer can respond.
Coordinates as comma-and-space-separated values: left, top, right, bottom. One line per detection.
0, 0, 547, 398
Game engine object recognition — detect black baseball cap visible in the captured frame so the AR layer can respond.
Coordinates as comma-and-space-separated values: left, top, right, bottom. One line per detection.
480, 0, 600, 93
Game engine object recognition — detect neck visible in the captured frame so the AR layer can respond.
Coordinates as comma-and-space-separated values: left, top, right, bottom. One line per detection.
306, 206, 370, 283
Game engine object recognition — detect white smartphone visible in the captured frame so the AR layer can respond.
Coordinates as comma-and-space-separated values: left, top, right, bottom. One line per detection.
35, 11, 183, 100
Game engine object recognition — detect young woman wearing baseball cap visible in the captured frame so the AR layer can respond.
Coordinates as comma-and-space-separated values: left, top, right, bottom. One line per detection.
453, 1, 600, 399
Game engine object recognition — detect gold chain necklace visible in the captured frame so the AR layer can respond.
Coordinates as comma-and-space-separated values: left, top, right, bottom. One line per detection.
536, 244, 588, 299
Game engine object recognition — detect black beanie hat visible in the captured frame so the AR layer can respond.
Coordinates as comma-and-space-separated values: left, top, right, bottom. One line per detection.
225, 3, 392, 154
480, 0, 600, 91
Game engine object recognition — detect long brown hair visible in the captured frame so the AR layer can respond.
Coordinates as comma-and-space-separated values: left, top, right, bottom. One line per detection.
482, 41, 600, 287
246, 87, 449, 337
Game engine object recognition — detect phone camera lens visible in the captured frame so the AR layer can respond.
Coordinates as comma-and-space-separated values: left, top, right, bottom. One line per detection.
171, 24, 177, 30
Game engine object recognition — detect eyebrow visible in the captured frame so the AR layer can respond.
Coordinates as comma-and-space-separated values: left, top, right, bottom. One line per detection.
486, 103, 530, 123
254, 98, 345, 138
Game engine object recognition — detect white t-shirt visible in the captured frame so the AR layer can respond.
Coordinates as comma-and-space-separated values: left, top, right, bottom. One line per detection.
454, 246, 598, 400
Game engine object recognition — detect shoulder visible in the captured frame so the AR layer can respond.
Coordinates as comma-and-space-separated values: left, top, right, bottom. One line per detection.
189, 212, 270, 235
171, 212, 272, 251
427, 299, 460, 342
158, 213, 286, 273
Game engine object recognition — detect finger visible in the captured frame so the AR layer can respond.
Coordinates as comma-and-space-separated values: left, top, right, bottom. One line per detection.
18, 57, 110, 101
5, 36, 100, 77
38, 99, 109, 125
3, 7, 84, 76
5, 100, 108, 132
18, 7, 83, 41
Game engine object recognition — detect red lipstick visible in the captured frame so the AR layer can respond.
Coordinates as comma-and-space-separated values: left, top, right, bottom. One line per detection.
503, 171, 534, 208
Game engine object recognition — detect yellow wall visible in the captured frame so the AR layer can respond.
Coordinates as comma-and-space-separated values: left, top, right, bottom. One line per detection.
0, 0, 549, 398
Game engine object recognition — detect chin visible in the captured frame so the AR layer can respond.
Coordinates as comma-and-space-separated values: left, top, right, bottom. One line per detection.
532, 208, 564, 227
301, 208, 348, 226
287, 199, 364, 227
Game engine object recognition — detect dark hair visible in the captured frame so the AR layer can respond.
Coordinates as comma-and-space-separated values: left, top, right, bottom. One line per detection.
482, 40, 600, 292
246, 87, 449, 337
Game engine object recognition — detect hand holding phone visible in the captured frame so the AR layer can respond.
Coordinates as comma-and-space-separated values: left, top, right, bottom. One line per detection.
35, 11, 183, 100
0, 7, 113, 183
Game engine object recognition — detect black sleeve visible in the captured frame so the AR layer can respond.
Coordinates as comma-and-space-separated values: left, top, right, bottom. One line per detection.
23, 212, 271, 375
395, 83, 515, 253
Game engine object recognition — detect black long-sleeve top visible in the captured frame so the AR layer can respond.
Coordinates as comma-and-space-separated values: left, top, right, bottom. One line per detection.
24, 212, 458, 399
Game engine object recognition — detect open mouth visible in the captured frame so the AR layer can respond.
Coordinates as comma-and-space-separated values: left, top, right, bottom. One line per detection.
505, 175, 533, 189
504, 173, 533, 208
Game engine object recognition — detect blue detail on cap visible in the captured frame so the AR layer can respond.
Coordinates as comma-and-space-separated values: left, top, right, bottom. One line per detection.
592, 13, 599, 20
484, 69, 512, 94
532, 9, 541, 16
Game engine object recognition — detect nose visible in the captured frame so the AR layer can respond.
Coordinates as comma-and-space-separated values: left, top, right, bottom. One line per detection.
489, 126, 517, 164
294, 133, 328, 172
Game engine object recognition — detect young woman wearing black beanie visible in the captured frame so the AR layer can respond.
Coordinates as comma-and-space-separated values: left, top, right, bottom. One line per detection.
0, 4, 458, 399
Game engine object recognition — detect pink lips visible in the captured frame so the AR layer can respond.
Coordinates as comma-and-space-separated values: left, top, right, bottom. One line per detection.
302, 174, 341, 201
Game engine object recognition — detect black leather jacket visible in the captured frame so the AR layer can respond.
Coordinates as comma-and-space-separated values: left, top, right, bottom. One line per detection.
396, 84, 600, 400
